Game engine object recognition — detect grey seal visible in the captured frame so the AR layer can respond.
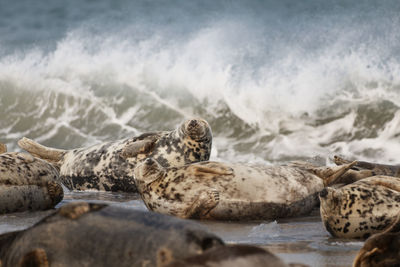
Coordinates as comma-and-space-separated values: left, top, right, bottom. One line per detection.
134, 159, 355, 220
0, 202, 223, 267
0, 143, 62, 214
320, 176, 400, 239
18, 118, 212, 192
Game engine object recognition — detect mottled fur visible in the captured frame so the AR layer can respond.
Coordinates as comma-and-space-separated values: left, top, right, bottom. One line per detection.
18, 118, 212, 192
320, 176, 400, 239
0, 202, 223, 267
134, 159, 355, 220
0, 152, 63, 213
353, 213, 400, 267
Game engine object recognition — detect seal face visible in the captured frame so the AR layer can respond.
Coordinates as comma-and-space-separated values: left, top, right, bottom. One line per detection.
0, 202, 223, 267
353, 213, 400, 267
18, 118, 212, 192
319, 176, 400, 239
0, 152, 63, 213
134, 159, 355, 220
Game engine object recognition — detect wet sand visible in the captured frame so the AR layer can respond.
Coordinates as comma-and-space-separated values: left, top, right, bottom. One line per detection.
0, 191, 361, 267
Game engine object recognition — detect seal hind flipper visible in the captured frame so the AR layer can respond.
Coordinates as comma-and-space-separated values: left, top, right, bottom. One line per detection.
19, 248, 49, 267
120, 139, 157, 159
17, 137, 65, 168
188, 163, 234, 177
0, 143, 6, 154
183, 189, 220, 219
308, 161, 357, 186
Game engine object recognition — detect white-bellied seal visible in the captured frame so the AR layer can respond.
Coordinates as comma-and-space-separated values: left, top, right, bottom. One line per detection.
18, 118, 212, 192
0, 202, 224, 267
353, 212, 400, 267
0, 146, 63, 213
163, 244, 309, 267
133, 159, 356, 220
333, 155, 400, 184
319, 176, 400, 239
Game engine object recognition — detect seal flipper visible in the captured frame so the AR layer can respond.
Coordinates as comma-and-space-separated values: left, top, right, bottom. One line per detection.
183, 189, 220, 219
120, 139, 156, 159
19, 248, 49, 267
17, 137, 65, 168
0, 143, 6, 154
302, 161, 357, 186
188, 162, 234, 177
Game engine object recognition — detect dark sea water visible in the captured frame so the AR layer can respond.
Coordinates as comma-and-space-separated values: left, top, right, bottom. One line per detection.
1, 0, 400, 266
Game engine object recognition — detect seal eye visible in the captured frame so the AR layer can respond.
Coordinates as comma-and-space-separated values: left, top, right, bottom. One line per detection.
145, 158, 154, 165
320, 188, 328, 198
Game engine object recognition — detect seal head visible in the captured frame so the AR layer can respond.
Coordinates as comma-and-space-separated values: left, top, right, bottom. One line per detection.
179, 119, 212, 142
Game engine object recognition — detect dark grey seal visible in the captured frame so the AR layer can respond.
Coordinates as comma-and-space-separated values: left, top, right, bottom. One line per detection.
0, 202, 223, 267
18, 118, 212, 192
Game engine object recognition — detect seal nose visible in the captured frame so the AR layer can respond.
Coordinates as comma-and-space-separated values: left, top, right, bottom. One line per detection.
320, 188, 329, 198
188, 119, 198, 128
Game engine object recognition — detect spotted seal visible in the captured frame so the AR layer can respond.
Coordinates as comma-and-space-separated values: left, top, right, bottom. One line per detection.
319, 176, 400, 239
333, 155, 400, 184
0, 144, 63, 213
18, 118, 212, 192
0, 202, 224, 267
133, 159, 356, 220
353, 212, 400, 267
164, 244, 309, 267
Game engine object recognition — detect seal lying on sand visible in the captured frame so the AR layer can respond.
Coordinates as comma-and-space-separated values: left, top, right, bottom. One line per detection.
18, 118, 212, 192
0, 143, 63, 214
133, 159, 356, 220
320, 176, 400, 239
353, 213, 400, 267
0, 202, 224, 267
164, 244, 309, 267
333, 155, 400, 184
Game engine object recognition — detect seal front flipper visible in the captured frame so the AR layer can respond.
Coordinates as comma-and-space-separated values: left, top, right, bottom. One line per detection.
17, 137, 65, 168
0, 143, 6, 154
120, 138, 157, 159
183, 189, 220, 219
19, 248, 49, 267
188, 162, 234, 177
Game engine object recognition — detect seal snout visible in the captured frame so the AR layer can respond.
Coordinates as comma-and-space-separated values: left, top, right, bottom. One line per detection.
188, 119, 199, 129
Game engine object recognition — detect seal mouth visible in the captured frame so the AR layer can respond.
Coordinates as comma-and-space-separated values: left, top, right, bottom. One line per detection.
181, 119, 211, 141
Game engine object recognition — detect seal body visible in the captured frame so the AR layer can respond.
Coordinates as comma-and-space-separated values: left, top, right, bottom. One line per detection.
18, 118, 212, 192
134, 159, 355, 220
319, 176, 400, 239
0, 152, 63, 213
353, 213, 400, 267
0, 202, 223, 267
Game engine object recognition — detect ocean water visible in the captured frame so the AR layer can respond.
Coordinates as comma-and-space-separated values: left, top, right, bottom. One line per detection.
1, 0, 399, 266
